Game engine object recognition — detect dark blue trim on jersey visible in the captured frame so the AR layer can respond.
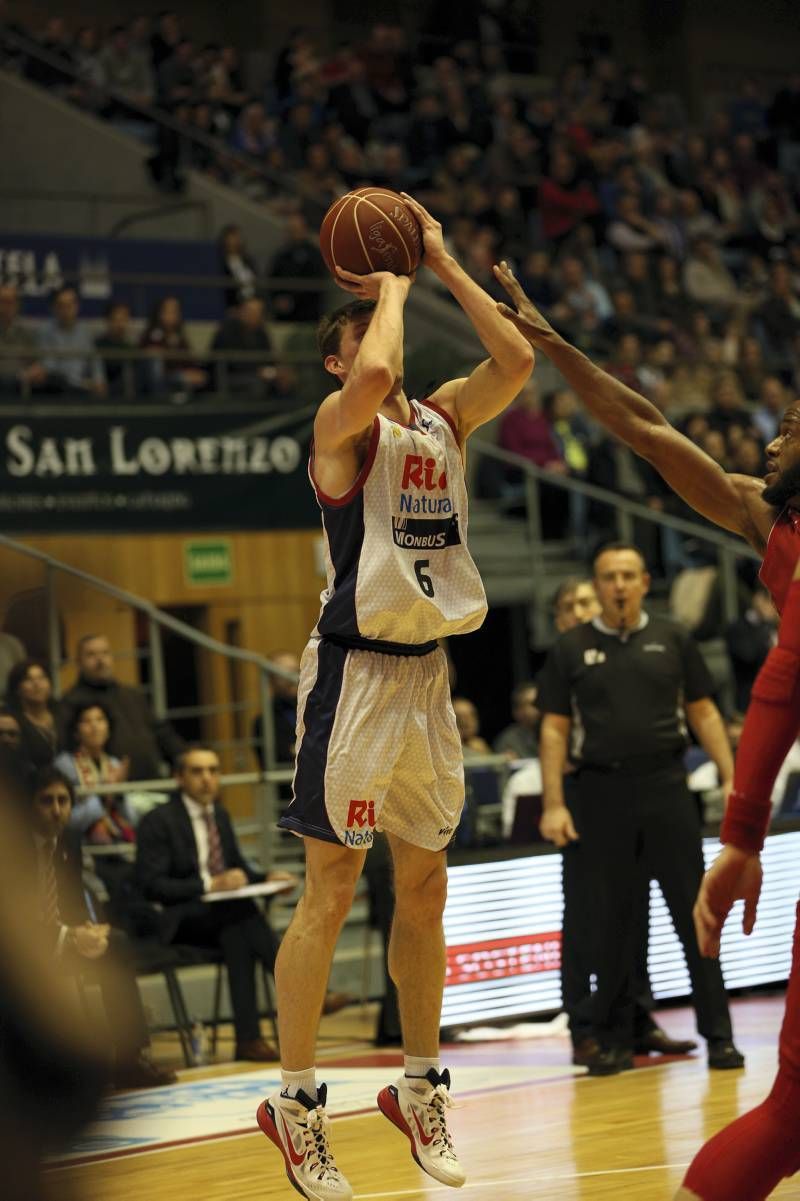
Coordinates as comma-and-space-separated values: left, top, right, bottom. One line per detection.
323, 632, 438, 657
278, 639, 346, 845
317, 493, 364, 639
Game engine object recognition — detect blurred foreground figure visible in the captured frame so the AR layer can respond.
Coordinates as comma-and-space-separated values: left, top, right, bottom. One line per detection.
0, 758, 106, 1201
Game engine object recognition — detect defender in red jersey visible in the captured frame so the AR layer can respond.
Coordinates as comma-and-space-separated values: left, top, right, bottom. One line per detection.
493, 261, 800, 614
492, 265, 800, 1200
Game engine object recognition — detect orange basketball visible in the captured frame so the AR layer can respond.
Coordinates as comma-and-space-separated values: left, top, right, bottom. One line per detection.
319, 188, 422, 278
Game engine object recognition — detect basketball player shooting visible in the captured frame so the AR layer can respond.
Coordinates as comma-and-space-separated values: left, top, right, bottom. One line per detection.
494, 263, 800, 1201
257, 195, 533, 1201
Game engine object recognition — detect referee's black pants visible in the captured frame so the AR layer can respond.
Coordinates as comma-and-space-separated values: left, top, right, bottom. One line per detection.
576, 762, 732, 1052
561, 775, 655, 1045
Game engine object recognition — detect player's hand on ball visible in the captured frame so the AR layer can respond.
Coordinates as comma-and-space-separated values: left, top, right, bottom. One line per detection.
539, 804, 579, 848
693, 844, 763, 958
335, 266, 415, 300
399, 193, 448, 268
493, 261, 557, 345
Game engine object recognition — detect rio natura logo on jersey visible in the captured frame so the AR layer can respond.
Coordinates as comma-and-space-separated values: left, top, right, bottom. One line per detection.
344, 799, 375, 847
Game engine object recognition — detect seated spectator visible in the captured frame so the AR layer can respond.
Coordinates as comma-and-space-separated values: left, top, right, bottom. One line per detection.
135, 746, 292, 1061
218, 224, 259, 310
499, 379, 567, 473
736, 334, 769, 399
538, 147, 600, 246
38, 288, 106, 397
607, 192, 666, 254
230, 100, 275, 160
493, 682, 539, 760
755, 260, 800, 365
25, 16, 74, 91
94, 301, 134, 397
452, 697, 490, 757
211, 297, 274, 395
268, 211, 327, 323
753, 374, 787, 442
622, 251, 661, 316
139, 295, 207, 396
706, 370, 750, 437
734, 434, 764, 477
0, 706, 22, 752
57, 634, 185, 783
297, 143, 346, 211
653, 254, 688, 328
517, 250, 559, 313
677, 188, 725, 244
700, 427, 731, 469
27, 765, 176, 1090
725, 586, 778, 712
606, 333, 646, 394
157, 37, 198, 109
0, 283, 46, 394
97, 24, 154, 110
6, 659, 58, 769
552, 255, 613, 331
55, 703, 132, 845
683, 236, 740, 313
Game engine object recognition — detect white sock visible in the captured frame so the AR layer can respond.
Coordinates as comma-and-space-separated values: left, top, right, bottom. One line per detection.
281, 1067, 318, 1101
404, 1055, 440, 1081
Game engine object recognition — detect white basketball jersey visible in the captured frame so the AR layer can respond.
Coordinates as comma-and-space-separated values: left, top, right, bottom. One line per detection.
311, 399, 488, 645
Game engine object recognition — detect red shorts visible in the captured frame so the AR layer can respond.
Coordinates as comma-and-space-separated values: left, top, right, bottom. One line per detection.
779, 900, 800, 1080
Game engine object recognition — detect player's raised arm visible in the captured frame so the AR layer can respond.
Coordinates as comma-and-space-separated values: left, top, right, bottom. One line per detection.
493, 261, 768, 548
400, 194, 534, 440
315, 270, 413, 450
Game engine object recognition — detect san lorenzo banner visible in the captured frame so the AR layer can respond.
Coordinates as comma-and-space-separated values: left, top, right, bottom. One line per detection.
0, 406, 319, 532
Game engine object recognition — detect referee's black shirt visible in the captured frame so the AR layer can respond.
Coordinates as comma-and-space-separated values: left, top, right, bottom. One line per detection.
536, 613, 714, 768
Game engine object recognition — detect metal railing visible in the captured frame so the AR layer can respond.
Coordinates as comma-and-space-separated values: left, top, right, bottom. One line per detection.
472, 439, 761, 626
0, 530, 296, 865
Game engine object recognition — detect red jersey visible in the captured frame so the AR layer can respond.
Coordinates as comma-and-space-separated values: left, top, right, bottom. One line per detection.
759, 507, 800, 614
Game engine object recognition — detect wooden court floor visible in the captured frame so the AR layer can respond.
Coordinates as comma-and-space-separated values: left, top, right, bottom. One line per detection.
48, 996, 799, 1201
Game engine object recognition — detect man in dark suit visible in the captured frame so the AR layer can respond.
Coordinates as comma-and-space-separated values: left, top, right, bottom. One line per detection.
135, 745, 290, 1062
29, 764, 177, 1090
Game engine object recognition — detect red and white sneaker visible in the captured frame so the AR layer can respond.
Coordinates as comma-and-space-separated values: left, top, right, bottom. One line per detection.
257, 1084, 353, 1201
377, 1067, 465, 1188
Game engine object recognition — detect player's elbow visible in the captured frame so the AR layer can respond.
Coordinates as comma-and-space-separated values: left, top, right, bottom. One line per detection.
353, 360, 394, 397
501, 344, 535, 380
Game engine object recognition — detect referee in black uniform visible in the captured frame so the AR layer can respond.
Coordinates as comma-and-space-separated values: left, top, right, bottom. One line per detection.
549, 577, 697, 1069
537, 544, 744, 1075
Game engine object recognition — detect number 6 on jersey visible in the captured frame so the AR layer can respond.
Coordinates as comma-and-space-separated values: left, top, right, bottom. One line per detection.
414, 559, 435, 598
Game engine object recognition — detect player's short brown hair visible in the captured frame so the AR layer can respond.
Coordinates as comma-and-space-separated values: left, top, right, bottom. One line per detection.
317, 300, 376, 360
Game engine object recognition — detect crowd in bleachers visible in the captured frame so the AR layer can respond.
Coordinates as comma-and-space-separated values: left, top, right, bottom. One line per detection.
0, 213, 327, 399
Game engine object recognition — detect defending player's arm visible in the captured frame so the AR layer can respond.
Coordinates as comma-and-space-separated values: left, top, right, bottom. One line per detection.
493, 262, 768, 549
694, 563, 800, 956
315, 271, 413, 449
401, 195, 534, 440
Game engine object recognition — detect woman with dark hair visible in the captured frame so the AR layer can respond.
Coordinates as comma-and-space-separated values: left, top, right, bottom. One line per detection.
139, 294, 207, 395
6, 659, 57, 769
54, 702, 133, 844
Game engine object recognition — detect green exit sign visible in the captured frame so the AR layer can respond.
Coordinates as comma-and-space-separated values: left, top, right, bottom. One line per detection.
184, 540, 234, 586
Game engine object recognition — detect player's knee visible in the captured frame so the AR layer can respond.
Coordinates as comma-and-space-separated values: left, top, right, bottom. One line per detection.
395, 860, 448, 921
304, 854, 361, 930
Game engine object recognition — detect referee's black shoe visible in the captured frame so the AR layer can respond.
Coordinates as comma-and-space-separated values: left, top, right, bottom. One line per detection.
707, 1039, 745, 1070
633, 1026, 698, 1056
585, 1046, 634, 1076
